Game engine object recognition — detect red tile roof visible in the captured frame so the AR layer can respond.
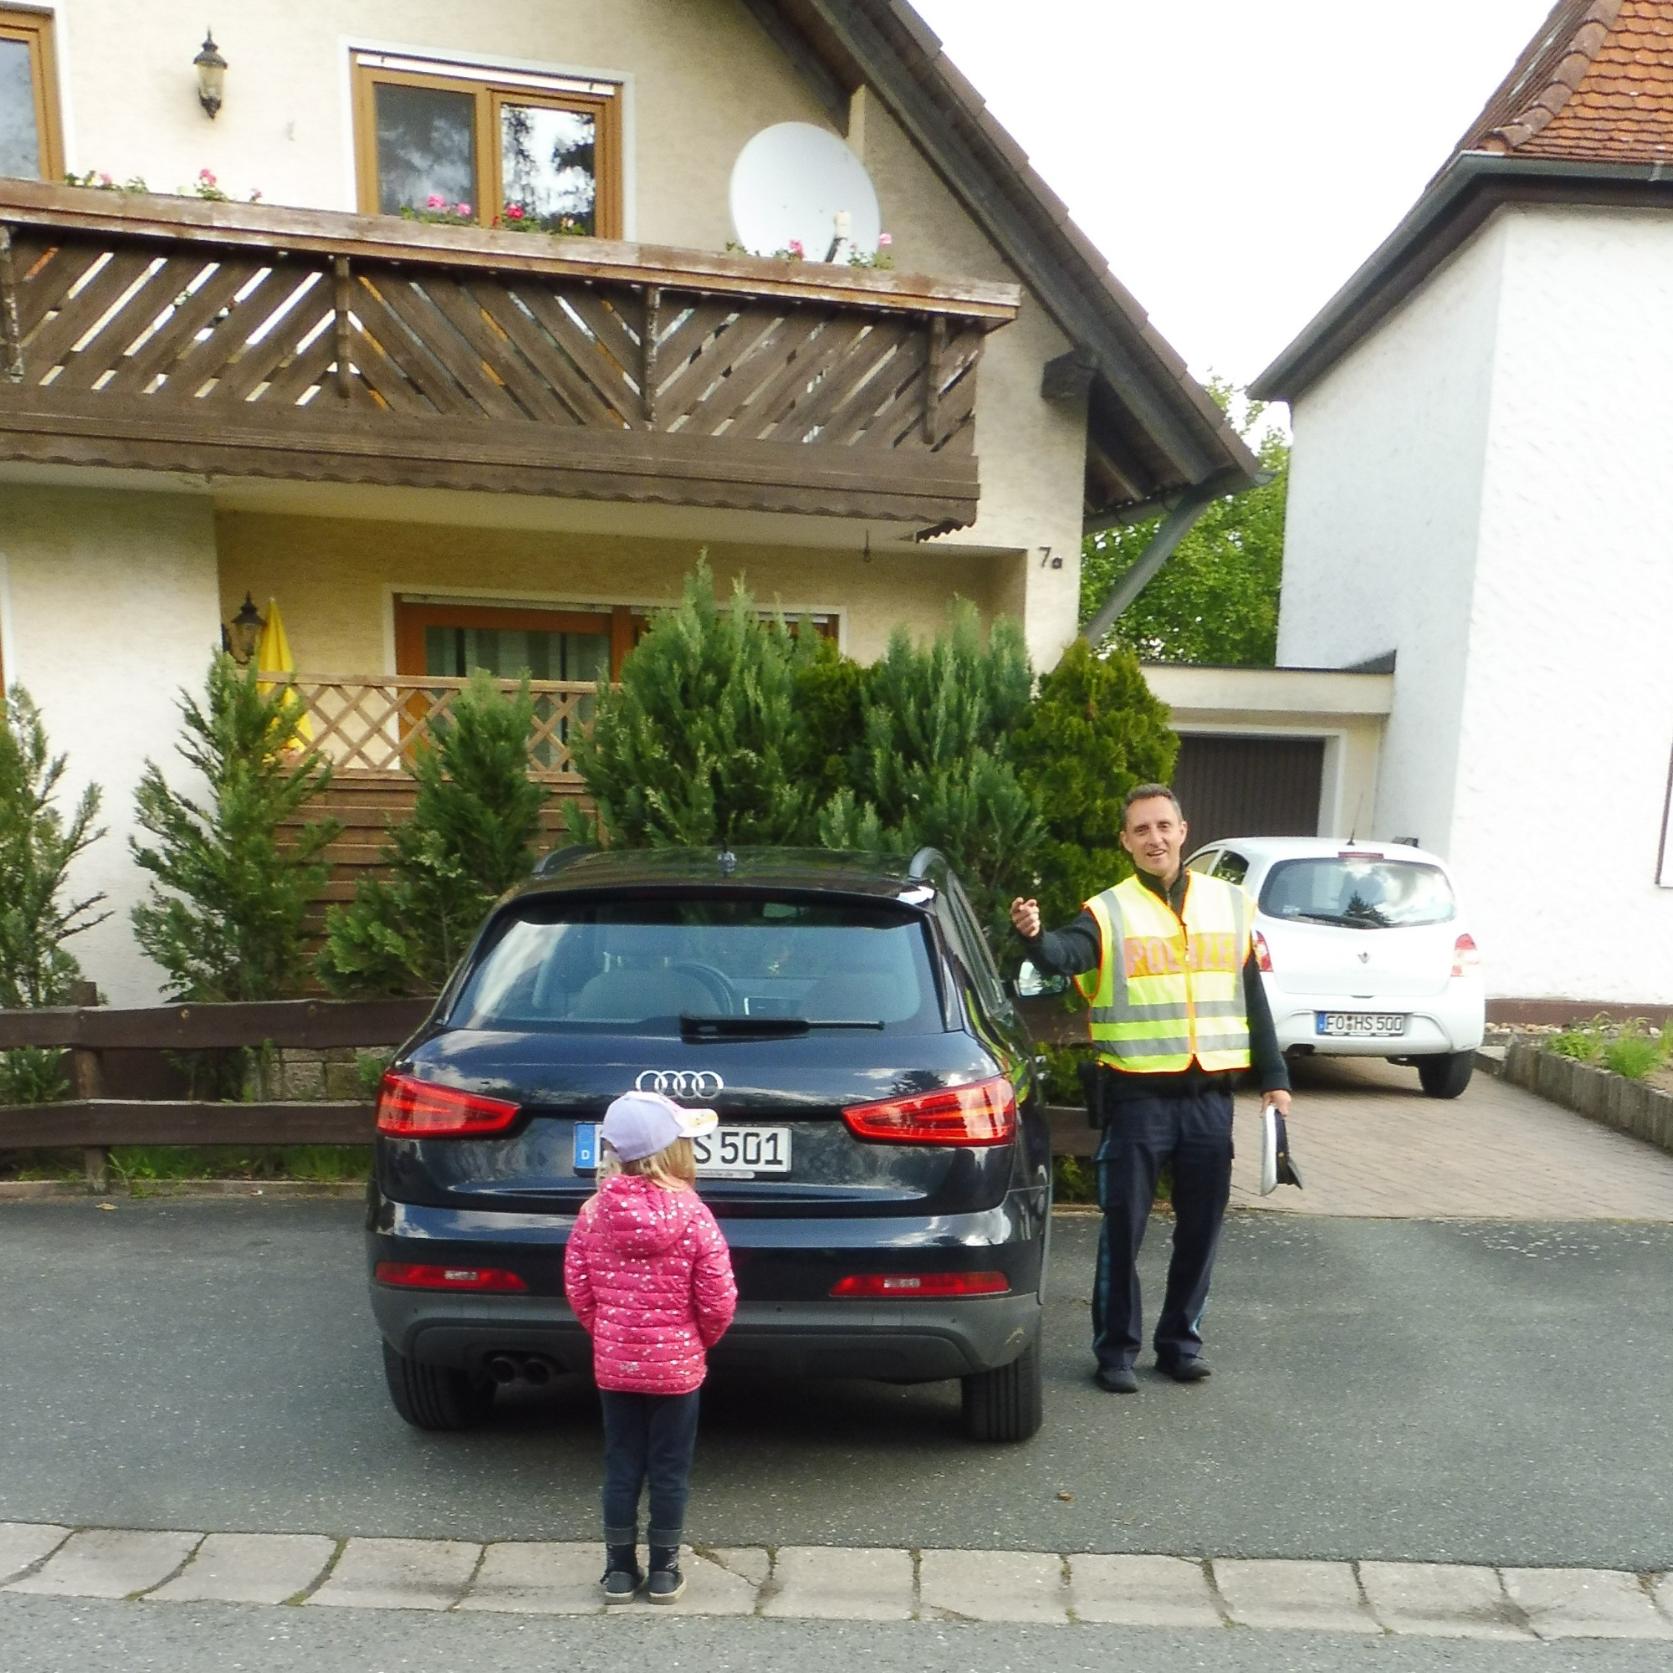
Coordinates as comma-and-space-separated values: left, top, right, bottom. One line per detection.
1455, 0, 1673, 162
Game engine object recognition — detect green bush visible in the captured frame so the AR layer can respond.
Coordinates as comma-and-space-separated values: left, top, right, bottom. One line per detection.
1009, 639, 1178, 928
1603, 1025, 1663, 1081
131, 656, 338, 1004
1548, 1022, 1606, 1063
819, 603, 1042, 943
320, 671, 548, 995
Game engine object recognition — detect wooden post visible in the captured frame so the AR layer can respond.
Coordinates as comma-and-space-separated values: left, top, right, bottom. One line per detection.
0, 224, 22, 382
641, 285, 660, 428
66, 979, 107, 1192
332, 256, 353, 399
923, 315, 946, 442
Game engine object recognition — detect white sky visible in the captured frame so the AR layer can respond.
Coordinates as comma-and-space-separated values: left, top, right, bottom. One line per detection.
910, 0, 1558, 395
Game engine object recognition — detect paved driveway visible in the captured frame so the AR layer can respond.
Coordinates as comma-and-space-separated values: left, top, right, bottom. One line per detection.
1230, 1056, 1673, 1220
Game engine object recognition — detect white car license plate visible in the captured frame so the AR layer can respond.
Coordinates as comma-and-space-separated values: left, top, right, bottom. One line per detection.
1316, 1012, 1408, 1038
573, 1123, 791, 1176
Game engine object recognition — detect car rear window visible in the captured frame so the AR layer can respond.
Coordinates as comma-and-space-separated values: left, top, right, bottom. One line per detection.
1258, 857, 1456, 929
450, 895, 943, 1034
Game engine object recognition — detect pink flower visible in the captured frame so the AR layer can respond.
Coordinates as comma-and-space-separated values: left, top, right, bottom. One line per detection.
198, 168, 216, 184
97, 172, 113, 187
425, 193, 445, 210
456, 202, 472, 217
504, 202, 525, 220
877, 232, 892, 247
787, 239, 805, 257
248, 188, 263, 202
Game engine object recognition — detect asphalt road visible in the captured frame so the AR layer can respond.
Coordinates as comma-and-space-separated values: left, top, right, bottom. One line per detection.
2, 1199, 1670, 1569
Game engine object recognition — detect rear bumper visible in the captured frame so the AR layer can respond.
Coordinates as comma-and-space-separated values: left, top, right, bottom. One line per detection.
1270, 988, 1485, 1057
367, 1188, 1047, 1385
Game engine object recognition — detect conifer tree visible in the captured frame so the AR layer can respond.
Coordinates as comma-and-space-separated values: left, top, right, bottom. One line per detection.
1009, 639, 1178, 926
573, 559, 849, 848
819, 605, 1043, 942
0, 690, 108, 1106
319, 672, 548, 994
131, 655, 339, 1003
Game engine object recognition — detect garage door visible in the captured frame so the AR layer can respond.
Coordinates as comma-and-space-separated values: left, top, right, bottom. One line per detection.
1171, 734, 1324, 849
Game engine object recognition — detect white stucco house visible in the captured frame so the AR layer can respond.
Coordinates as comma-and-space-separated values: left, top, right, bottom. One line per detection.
0, 0, 1254, 1003
1248, 0, 1673, 1012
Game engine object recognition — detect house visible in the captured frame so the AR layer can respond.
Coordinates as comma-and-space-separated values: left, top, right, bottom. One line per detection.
0, 0, 1255, 1004
1249, 0, 1673, 1012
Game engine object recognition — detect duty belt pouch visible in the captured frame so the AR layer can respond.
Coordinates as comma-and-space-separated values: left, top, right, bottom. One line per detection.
1077, 1057, 1103, 1129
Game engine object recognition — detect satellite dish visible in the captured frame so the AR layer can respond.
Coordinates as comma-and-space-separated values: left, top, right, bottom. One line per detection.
729, 122, 882, 261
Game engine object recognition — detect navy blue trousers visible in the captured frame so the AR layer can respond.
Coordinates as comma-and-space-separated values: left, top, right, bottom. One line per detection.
1092, 1084, 1235, 1372
599, 1389, 700, 1548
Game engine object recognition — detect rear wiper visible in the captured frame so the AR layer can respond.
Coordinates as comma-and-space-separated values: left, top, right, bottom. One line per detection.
680, 1014, 885, 1040
1290, 911, 1368, 927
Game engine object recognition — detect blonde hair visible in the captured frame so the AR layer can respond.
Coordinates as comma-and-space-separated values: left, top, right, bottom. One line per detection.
598, 1136, 696, 1191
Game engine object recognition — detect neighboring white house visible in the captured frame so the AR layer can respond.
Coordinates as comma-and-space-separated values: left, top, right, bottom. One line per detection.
1251, 0, 1673, 1009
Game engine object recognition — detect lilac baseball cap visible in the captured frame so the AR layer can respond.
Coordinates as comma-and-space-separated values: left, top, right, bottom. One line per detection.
600, 1089, 719, 1162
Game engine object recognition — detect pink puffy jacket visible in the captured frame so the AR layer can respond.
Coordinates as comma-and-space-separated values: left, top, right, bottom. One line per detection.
563, 1175, 738, 1395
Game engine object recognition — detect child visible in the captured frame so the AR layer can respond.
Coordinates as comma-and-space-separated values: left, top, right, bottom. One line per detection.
563, 1089, 737, 1604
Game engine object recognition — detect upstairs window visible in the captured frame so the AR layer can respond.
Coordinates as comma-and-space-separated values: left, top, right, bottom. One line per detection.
352, 51, 622, 238
0, 7, 62, 182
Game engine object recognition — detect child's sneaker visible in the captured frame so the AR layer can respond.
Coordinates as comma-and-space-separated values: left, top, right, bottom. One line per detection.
600, 1545, 642, 1604
647, 1545, 685, 1604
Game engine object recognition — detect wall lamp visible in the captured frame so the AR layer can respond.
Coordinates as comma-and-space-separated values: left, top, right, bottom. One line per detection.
223, 592, 265, 664
194, 29, 227, 119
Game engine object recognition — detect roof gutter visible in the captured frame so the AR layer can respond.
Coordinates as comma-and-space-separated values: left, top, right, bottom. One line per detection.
1251, 153, 1673, 403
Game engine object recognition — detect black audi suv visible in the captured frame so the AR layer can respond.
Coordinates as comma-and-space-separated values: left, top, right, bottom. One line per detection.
367, 845, 1051, 1442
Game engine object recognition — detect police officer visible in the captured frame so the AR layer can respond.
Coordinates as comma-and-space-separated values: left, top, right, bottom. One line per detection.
1010, 783, 1291, 1393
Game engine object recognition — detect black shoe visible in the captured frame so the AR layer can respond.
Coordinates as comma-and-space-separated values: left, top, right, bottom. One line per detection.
600, 1544, 642, 1604
647, 1545, 685, 1604
1094, 1364, 1139, 1394
1157, 1355, 1212, 1382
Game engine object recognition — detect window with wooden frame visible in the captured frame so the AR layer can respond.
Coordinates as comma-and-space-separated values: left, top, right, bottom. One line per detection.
0, 6, 63, 183
351, 51, 622, 238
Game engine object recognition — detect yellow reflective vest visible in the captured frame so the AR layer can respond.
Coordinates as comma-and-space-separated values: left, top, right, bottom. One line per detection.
1073, 872, 1254, 1075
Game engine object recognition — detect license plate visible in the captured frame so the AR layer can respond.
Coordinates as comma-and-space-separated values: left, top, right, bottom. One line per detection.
573, 1124, 792, 1176
1316, 1011, 1408, 1038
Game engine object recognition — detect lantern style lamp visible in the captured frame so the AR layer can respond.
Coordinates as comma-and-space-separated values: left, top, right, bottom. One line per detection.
194, 30, 227, 119
226, 592, 264, 664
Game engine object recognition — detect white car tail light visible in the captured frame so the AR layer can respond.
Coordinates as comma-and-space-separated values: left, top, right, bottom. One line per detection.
1252, 929, 1273, 973
1451, 934, 1481, 978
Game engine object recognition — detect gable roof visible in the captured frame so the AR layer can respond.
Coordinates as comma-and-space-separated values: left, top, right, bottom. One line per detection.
1452, 0, 1673, 164
745, 0, 1260, 526
1253, 0, 1673, 402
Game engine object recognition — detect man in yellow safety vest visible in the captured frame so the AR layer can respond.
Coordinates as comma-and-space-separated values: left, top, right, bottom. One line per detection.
1010, 783, 1291, 1393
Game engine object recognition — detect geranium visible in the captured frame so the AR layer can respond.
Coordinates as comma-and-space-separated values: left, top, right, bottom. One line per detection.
504, 202, 525, 220
198, 167, 216, 185
878, 232, 892, 247
456, 202, 472, 217
787, 239, 805, 258
426, 193, 445, 210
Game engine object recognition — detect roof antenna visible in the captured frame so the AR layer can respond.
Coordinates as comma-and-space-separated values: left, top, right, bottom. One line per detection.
1347, 794, 1364, 846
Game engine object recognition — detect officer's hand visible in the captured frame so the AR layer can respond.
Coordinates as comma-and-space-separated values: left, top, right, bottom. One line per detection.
1010, 897, 1041, 939
1265, 1089, 1293, 1116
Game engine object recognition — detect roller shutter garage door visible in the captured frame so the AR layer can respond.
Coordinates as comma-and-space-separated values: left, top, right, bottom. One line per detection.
1171, 734, 1324, 850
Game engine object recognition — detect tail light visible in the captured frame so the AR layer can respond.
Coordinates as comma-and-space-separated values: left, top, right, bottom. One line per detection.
1252, 929, 1273, 973
842, 1075, 1016, 1146
373, 1262, 527, 1292
830, 1271, 1009, 1299
1451, 933, 1481, 978
375, 1072, 520, 1137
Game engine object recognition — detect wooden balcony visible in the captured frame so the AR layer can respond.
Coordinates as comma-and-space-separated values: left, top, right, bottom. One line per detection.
0, 181, 1020, 527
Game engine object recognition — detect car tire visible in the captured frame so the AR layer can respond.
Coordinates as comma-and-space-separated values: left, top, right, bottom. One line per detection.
1417, 1050, 1475, 1100
960, 1329, 1043, 1443
381, 1341, 496, 1431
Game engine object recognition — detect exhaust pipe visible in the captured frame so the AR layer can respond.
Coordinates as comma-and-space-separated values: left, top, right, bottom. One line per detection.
522, 1356, 553, 1386
485, 1354, 519, 1384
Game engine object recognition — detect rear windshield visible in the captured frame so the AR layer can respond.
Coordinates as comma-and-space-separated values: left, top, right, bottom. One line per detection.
450, 895, 943, 1034
1258, 857, 1456, 929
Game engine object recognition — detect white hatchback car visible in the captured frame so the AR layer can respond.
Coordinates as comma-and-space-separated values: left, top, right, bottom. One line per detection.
1183, 836, 1485, 1098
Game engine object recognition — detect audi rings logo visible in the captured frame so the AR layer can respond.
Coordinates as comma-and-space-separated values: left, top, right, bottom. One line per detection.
635, 1070, 724, 1097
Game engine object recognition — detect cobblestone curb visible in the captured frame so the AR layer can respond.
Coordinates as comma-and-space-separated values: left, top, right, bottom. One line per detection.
4, 1522, 1671, 1638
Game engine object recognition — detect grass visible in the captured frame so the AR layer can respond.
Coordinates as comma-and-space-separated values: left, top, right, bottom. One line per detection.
1544, 1016, 1670, 1082
6, 1145, 371, 1185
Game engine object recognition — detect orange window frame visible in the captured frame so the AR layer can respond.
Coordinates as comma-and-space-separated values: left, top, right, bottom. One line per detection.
351, 55, 622, 238
395, 600, 636, 680
0, 6, 64, 183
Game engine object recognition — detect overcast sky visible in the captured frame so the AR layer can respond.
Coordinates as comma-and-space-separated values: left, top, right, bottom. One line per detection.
910, 0, 1558, 398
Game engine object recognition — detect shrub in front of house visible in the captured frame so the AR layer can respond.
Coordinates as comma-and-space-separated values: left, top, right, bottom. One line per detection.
319, 672, 548, 996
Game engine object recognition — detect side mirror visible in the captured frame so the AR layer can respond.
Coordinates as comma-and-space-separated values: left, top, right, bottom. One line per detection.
1011, 959, 1068, 1000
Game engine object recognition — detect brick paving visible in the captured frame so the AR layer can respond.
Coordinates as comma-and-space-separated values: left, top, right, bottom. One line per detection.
4, 1520, 1671, 1638
1230, 1054, 1673, 1220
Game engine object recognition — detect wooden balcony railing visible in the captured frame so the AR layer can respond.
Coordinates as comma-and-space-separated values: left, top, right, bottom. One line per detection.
271, 673, 598, 781
0, 182, 1020, 526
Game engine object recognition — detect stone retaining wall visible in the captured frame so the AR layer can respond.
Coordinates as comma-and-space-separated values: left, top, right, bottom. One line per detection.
1502, 1041, 1673, 1155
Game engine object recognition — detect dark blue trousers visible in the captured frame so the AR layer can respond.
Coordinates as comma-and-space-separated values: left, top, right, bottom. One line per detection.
1092, 1084, 1235, 1372
599, 1389, 700, 1548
